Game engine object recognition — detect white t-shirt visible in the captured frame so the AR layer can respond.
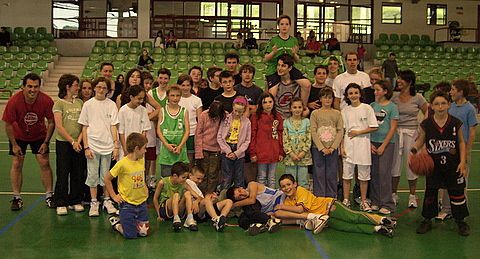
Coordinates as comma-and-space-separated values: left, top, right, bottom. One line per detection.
179, 95, 203, 136
186, 179, 204, 199
341, 103, 378, 165
333, 71, 371, 109
78, 97, 119, 155
118, 104, 151, 158
145, 103, 157, 148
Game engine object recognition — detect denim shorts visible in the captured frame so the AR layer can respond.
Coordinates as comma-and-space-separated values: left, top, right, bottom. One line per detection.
119, 201, 149, 239
85, 152, 111, 187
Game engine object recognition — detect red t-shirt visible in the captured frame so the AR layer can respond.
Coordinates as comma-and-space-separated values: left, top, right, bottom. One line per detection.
2, 91, 54, 141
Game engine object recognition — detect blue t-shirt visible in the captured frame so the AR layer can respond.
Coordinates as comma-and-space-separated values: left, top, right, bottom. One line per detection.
448, 102, 478, 143
371, 101, 399, 144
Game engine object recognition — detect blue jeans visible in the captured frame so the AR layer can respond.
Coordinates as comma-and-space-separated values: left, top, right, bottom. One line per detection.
119, 201, 149, 239
257, 163, 277, 188
285, 165, 309, 188
312, 148, 338, 198
221, 150, 245, 190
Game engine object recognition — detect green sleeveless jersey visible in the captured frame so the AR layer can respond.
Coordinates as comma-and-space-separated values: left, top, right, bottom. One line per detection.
265, 35, 299, 76
158, 106, 189, 165
159, 176, 185, 204
151, 88, 167, 107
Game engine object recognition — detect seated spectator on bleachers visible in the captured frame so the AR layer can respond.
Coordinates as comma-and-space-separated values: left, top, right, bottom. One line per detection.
138, 48, 154, 71
305, 31, 321, 57
154, 30, 165, 49
243, 32, 258, 50
234, 33, 244, 49
295, 31, 305, 49
0, 26, 11, 47
326, 33, 340, 51
166, 30, 177, 48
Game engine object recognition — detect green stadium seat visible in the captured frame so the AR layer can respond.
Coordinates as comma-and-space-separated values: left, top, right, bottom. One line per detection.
202, 48, 213, 55
14, 27, 24, 34
130, 41, 141, 48
37, 27, 47, 35
104, 47, 115, 54
112, 61, 124, 71
95, 40, 106, 48
114, 54, 125, 61
39, 39, 50, 48
213, 42, 223, 49
127, 54, 137, 62
163, 61, 176, 70
36, 61, 48, 70
389, 34, 399, 41
165, 54, 176, 62
178, 48, 188, 55
128, 47, 140, 55
102, 54, 113, 62
142, 41, 153, 49
16, 68, 29, 78
165, 48, 176, 55
224, 42, 234, 49
15, 53, 27, 61
115, 47, 128, 54
189, 42, 200, 49
410, 34, 420, 42
47, 46, 57, 54
2, 53, 14, 61
32, 46, 45, 54
25, 27, 35, 35
249, 49, 260, 56
259, 42, 268, 51
152, 62, 162, 71
201, 61, 214, 70
152, 54, 163, 62
238, 49, 248, 56
456, 47, 467, 54
214, 55, 224, 64
81, 69, 95, 79
240, 56, 251, 64
89, 53, 101, 62
118, 40, 129, 48
20, 46, 32, 53
214, 48, 224, 55
201, 42, 211, 49
124, 61, 136, 69
177, 55, 188, 62
189, 55, 201, 63
412, 46, 422, 52
379, 45, 389, 51
8, 46, 20, 53
252, 55, 263, 63
177, 62, 189, 72
0, 79, 8, 89
9, 60, 21, 70
0, 46, 6, 54
85, 60, 97, 70
445, 47, 455, 53
467, 47, 477, 54
390, 45, 400, 52
424, 46, 433, 52
189, 48, 200, 55
33, 33, 45, 41
320, 50, 331, 57
0, 60, 7, 70
202, 55, 213, 62
107, 40, 117, 48
177, 41, 188, 49
300, 56, 312, 65
2, 68, 14, 78
152, 48, 164, 54
23, 60, 35, 70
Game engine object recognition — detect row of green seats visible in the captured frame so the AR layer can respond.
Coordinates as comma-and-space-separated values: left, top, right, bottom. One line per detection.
0, 60, 49, 70
0, 53, 54, 62
374, 33, 434, 47
6, 27, 49, 35
378, 45, 478, 54
375, 51, 479, 60
0, 46, 56, 54
0, 68, 44, 79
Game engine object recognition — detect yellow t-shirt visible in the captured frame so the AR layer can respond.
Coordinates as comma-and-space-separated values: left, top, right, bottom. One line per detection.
110, 156, 148, 205
226, 118, 241, 144
284, 186, 334, 215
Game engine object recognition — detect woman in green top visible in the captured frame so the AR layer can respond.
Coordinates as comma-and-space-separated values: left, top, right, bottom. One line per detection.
264, 14, 311, 110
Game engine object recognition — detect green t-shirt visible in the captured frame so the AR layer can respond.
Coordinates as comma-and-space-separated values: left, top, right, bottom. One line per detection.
53, 98, 83, 142
265, 35, 299, 76
158, 106, 189, 165
159, 176, 185, 204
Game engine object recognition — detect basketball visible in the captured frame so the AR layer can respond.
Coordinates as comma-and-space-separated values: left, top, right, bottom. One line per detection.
408, 150, 435, 176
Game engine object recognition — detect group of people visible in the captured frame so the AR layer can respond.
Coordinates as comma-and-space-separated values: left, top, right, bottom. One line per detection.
3, 14, 476, 240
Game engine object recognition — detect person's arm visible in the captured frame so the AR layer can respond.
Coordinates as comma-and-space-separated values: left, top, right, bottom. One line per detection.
153, 179, 165, 220
82, 125, 94, 159
248, 115, 258, 161
283, 121, 295, 158
195, 106, 202, 122
457, 127, 467, 177
184, 183, 203, 200
233, 119, 251, 159
275, 203, 305, 213
146, 94, 161, 114
310, 112, 326, 152
411, 126, 426, 152
175, 110, 190, 154
331, 111, 344, 150
376, 119, 398, 155
38, 117, 55, 154
264, 45, 278, 62
104, 172, 123, 203
299, 120, 312, 158
5, 122, 22, 156
115, 95, 122, 110
194, 113, 205, 160
119, 133, 127, 155
111, 124, 119, 160
232, 182, 258, 208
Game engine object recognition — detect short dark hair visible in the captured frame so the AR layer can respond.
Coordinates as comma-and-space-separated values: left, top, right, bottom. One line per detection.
389, 52, 396, 57
433, 81, 451, 93
279, 174, 296, 184
345, 52, 358, 60
127, 84, 146, 99
452, 79, 470, 97
92, 76, 112, 93
344, 83, 364, 105
189, 66, 202, 76
177, 74, 193, 87
278, 54, 294, 68
157, 68, 171, 77
100, 62, 114, 70
57, 74, 79, 99
22, 73, 42, 87
314, 65, 328, 75
126, 132, 148, 153
328, 56, 339, 63
207, 100, 225, 121
171, 162, 190, 177
373, 79, 393, 100
141, 71, 154, 82
224, 53, 239, 63
289, 97, 304, 108
219, 70, 233, 81
398, 70, 416, 96
429, 90, 451, 104
226, 186, 240, 201
277, 14, 291, 25
239, 64, 256, 75
190, 165, 205, 175
207, 66, 223, 81
319, 86, 335, 99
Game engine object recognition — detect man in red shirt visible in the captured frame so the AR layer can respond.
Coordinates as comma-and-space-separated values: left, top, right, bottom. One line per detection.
2, 73, 55, 211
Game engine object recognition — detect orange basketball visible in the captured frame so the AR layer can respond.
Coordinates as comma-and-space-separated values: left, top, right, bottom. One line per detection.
408, 150, 434, 176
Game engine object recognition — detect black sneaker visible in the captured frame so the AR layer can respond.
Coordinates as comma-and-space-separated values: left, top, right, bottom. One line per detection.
108, 215, 121, 232
267, 218, 282, 233
45, 197, 55, 208
173, 220, 182, 232
214, 215, 227, 232
376, 225, 394, 238
457, 221, 470, 236
248, 223, 267, 236
381, 217, 397, 229
10, 197, 23, 211
416, 219, 432, 234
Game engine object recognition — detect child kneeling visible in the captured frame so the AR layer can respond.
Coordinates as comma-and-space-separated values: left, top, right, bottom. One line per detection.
104, 133, 150, 239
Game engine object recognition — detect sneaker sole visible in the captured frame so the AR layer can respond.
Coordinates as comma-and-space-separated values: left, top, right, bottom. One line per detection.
268, 223, 281, 233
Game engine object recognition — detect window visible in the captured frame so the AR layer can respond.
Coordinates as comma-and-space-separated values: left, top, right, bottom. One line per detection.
53, 1, 80, 31
382, 3, 402, 24
427, 4, 447, 25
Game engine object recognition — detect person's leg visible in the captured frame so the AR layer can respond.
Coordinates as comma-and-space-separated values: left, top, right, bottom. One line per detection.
326, 150, 339, 198
330, 201, 383, 225
448, 188, 469, 221
267, 163, 277, 189
403, 133, 418, 197
391, 134, 402, 196
136, 202, 150, 237
99, 153, 113, 199
328, 218, 376, 235
69, 146, 86, 205
358, 165, 371, 203
421, 187, 438, 220
370, 144, 381, 208
10, 155, 25, 196
257, 163, 267, 185
244, 161, 258, 184
221, 155, 234, 190
311, 147, 325, 197
54, 140, 70, 207
118, 202, 138, 238
233, 157, 245, 187
274, 210, 308, 220
216, 199, 233, 216
170, 193, 181, 217
378, 144, 395, 211
342, 161, 354, 202
35, 153, 53, 194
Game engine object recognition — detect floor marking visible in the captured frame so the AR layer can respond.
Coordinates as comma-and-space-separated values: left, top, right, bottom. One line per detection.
0, 196, 43, 236
0, 192, 45, 195
305, 230, 330, 259
393, 207, 415, 219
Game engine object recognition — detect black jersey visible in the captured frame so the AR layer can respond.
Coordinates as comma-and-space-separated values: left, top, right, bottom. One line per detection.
421, 114, 465, 189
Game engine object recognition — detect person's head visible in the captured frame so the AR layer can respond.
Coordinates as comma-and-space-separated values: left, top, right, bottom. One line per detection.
142, 48, 149, 57
100, 62, 114, 79
126, 132, 148, 156
226, 186, 249, 201
368, 68, 383, 86
388, 52, 396, 60
240, 64, 255, 85
344, 83, 363, 105
290, 97, 304, 117
79, 79, 94, 101
126, 68, 142, 88
170, 162, 189, 184
433, 81, 451, 93
168, 29, 175, 36
127, 84, 146, 108
141, 71, 154, 91
237, 32, 243, 39
277, 54, 294, 76
327, 56, 340, 75
345, 52, 359, 73
277, 15, 291, 34
248, 32, 254, 39
156, 30, 163, 37
22, 73, 42, 102
319, 87, 335, 108
189, 66, 203, 85
314, 65, 328, 85
116, 74, 124, 84
57, 74, 79, 99
92, 76, 112, 100
224, 53, 240, 73
278, 174, 297, 197
295, 31, 302, 37
177, 74, 193, 95
450, 79, 470, 102
207, 66, 223, 85
189, 166, 205, 185
397, 70, 416, 96
256, 92, 276, 117
0, 27, 5, 33
157, 68, 171, 87
309, 30, 315, 38
232, 96, 248, 118
219, 70, 234, 92
373, 79, 393, 101
207, 100, 225, 121
429, 91, 451, 115
166, 85, 181, 104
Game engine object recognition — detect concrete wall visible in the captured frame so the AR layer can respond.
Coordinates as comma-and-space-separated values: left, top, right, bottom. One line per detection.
0, 0, 52, 32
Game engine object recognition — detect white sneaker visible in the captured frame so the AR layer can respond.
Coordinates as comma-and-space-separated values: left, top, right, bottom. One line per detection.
379, 208, 392, 215
103, 199, 118, 214
148, 176, 157, 189
311, 215, 329, 234
435, 211, 452, 221
89, 201, 100, 217
392, 193, 400, 206
408, 194, 418, 208
304, 219, 314, 231
183, 217, 198, 231
73, 204, 85, 212
342, 199, 351, 208
371, 205, 379, 211
360, 201, 372, 212
56, 206, 68, 216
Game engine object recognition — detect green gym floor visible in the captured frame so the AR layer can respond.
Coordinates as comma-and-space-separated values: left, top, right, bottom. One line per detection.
0, 122, 479, 259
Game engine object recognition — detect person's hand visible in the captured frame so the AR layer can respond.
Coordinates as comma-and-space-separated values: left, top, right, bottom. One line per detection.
112, 148, 119, 161
328, 147, 335, 154
85, 148, 94, 159
290, 153, 299, 161
278, 155, 284, 162
307, 102, 321, 110
157, 216, 164, 222
166, 144, 176, 153
371, 144, 377, 154
292, 46, 299, 55
272, 45, 279, 54
376, 145, 385, 156
457, 162, 467, 178
12, 144, 23, 157
250, 156, 257, 162
112, 194, 124, 204
321, 148, 331, 156
227, 152, 237, 160
38, 143, 49, 154
173, 145, 182, 154
73, 142, 82, 153
298, 152, 305, 160
341, 147, 347, 158
348, 130, 361, 138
